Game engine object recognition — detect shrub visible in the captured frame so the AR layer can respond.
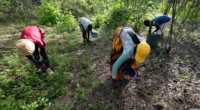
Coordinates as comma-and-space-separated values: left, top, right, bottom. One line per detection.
103, 2, 132, 31
55, 12, 78, 33
35, 1, 63, 26
93, 14, 107, 28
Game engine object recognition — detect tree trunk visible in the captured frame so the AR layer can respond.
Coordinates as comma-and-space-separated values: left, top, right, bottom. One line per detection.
163, 0, 171, 15
163, 5, 169, 15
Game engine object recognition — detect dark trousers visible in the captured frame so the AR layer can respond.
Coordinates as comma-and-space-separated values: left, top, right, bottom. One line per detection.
26, 45, 50, 68
82, 24, 92, 43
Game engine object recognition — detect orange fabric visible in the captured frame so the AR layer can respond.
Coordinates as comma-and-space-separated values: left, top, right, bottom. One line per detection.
110, 53, 138, 80
112, 26, 123, 52
131, 60, 138, 68
110, 61, 137, 80
110, 66, 122, 80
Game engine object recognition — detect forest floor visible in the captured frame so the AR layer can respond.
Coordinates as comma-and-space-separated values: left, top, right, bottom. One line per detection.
60, 31, 200, 110
0, 24, 200, 110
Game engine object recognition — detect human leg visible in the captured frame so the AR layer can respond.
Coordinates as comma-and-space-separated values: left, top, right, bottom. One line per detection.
33, 45, 40, 61
86, 29, 90, 43
26, 45, 42, 68
79, 24, 86, 43
26, 55, 41, 69
82, 30, 87, 43
40, 49, 50, 68
87, 24, 92, 43
157, 22, 170, 47
39, 48, 54, 74
156, 24, 165, 47
111, 54, 130, 88
159, 34, 164, 47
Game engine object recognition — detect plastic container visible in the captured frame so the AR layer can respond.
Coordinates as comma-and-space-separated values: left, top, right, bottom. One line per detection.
91, 32, 98, 38
147, 33, 159, 49
120, 66, 137, 80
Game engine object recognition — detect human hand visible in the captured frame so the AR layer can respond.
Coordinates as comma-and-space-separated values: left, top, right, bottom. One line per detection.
36, 64, 46, 72
37, 63, 46, 73
35, 63, 41, 69
41, 64, 46, 72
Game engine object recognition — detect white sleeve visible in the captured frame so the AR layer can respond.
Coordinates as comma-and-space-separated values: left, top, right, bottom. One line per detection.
139, 37, 146, 43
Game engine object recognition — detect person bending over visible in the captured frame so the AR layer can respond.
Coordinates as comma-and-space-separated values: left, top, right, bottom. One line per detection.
144, 15, 171, 46
16, 26, 53, 74
111, 26, 150, 88
78, 17, 93, 44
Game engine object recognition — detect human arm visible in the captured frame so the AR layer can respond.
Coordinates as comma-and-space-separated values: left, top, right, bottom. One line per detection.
149, 19, 159, 33
152, 25, 160, 33
40, 48, 48, 63
148, 26, 152, 34
26, 55, 42, 68
38, 27, 45, 36
78, 22, 84, 31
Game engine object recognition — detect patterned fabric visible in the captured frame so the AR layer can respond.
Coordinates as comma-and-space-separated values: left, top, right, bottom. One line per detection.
112, 26, 123, 52
117, 27, 136, 58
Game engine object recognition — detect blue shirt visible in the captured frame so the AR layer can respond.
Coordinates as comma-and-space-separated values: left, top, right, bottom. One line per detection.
151, 15, 171, 27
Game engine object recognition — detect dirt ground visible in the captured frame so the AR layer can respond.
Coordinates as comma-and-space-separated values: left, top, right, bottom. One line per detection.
0, 28, 200, 110
51, 31, 200, 110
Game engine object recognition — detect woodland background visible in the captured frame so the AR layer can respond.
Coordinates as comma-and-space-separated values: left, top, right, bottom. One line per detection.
0, 0, 200, 110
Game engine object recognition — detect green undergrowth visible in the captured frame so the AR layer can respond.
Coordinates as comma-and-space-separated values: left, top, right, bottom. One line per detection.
1, 18, 200, 110
0, 25, 104, 109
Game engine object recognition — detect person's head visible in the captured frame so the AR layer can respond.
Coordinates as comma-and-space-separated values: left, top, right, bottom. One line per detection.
16, 39, 35, 56
135, 42, 150, 63
144, 20, 151, 26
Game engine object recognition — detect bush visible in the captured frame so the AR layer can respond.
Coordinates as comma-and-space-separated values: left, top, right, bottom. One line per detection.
101, 1, 156, 33
35, 0, 78, 33
93, 14, 107, 29
55, 12, 78, 33
103, 2, 132, 31
36, 1, 63, 26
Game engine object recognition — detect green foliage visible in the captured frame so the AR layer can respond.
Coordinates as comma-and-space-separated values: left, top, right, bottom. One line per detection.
103, 2, 132, 31
150, 57, 162, 69
178, 75, 187, 81
75, 88, 88, 102
0, 97, 25, 110
158, 0, 168, 14
132, 107, 138, 110
0, 0, 36, 23
178, 1, 200, 21
101, 0, 156, 32
60, 0, 104, 19
1, 0, 200, 110
35, 0, 78, 32
158, 0, 200, 22
93, 14, 107, 28
20, 97, 50, 110
132, 0, 156, 32
88, 101, 109, 110
36, 0, 63, 26
55, 12, 78, 33
0, 53, 72, 110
